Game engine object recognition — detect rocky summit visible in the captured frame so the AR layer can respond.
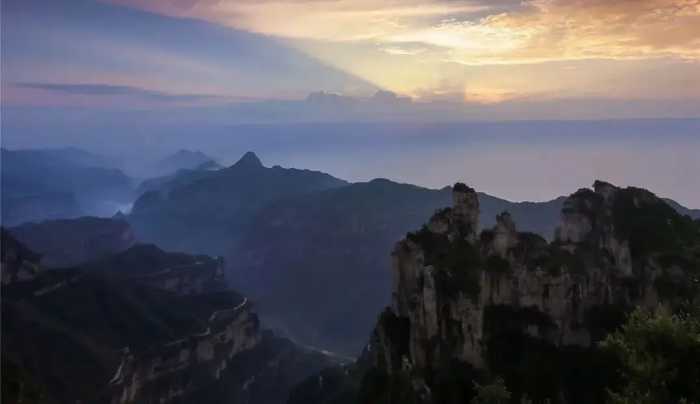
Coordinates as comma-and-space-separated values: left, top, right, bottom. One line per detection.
292, 180, 700, 404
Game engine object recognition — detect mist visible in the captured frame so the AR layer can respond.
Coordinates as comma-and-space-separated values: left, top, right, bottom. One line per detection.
3, 118, 699, 208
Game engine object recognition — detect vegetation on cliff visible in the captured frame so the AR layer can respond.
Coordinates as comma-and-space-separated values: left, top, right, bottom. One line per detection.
295, 181, 700, 404
601, 308, 700, 404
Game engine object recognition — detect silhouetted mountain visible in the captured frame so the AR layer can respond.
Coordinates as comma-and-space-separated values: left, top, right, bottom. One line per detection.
1, 236, 336, 404
1, 148, 134, 225
35, 147, 122, 169
136, 162, 224, 198
153, 149, 220, 176
127, 152, 348, 254
291, 181, 700, 404
9, 217, 136, 268
233, 151, 264, 169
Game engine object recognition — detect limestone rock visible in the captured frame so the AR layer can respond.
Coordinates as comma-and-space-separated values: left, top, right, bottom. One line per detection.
360, 180, 700, 403
452, 183, 480, 242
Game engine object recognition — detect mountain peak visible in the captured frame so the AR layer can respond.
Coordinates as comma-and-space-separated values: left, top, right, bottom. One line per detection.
233, 151, 263, 169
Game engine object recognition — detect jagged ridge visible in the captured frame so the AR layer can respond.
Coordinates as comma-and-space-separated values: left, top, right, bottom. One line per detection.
294, 181, 700, 404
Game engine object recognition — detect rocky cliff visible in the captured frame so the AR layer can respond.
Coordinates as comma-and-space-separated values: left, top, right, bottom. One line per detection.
231, 179, 570, 356
301, 181, 700, 404
1, 237, 333, 404
1, 228, 41, 284
109, 299, 260, 404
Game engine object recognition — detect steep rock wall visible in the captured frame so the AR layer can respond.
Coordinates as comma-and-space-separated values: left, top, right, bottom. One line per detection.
362, 181, 699, 403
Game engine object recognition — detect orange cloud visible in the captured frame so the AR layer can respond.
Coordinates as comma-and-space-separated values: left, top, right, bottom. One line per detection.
104, 0, 700, 97
106, 0, 700, 63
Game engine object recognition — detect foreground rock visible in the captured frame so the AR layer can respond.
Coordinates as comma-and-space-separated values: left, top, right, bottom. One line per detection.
291, 181, 700, 404
231, 179, 567, 355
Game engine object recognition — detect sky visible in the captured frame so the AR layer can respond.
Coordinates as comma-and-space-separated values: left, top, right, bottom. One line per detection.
1, 0, 699, 206
2, 0, 700, 110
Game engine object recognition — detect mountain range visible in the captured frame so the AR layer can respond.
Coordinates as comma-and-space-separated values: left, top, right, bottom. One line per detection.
128, 151, 347, 254
1, 233, 338, 404
2, 147, 699, 404
124, 151, 696, 355
1, 148, 134, 225
4, 148, 698, 357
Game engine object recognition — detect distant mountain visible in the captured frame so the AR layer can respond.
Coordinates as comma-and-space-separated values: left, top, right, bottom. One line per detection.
1, 192, 83, 227
1, 236, 336, 404
135, 161, 224, 198
153, 149, 220, 176
664, 198, 700, 219
127, 152, 348, 254
9, 217, 136, 268
32, 147, 122, 169
1, 148, 134, 225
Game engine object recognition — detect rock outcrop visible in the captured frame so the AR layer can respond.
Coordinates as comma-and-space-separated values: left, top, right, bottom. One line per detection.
356, 181, 700, 403
1, 229, 41, 284
1, 235, 333, 404
110, 299, 260, 404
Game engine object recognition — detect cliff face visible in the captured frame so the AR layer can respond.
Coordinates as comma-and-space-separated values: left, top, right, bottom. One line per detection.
101, 246, 262, 404
2, 235, 333, 404
360, 181, 700, 403
110, 300, 260, 404
1, 228, 41, 284
91, 246, 335, 404
230, 179, 570, 356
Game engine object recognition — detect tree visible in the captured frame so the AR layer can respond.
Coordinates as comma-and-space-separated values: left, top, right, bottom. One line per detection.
471, 377, 511, 404
601, 307, 700, 404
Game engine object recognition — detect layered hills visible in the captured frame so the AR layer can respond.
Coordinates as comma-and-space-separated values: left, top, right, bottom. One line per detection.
1, 148, 134, 225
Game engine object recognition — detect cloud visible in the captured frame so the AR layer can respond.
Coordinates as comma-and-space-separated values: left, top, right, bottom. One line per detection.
381, 46, 427, 56
429, 0, 700, 64
101, 0, 700, 101
13, 82, 230, 102
104, 0, 495, 41
106, 0, 700, 64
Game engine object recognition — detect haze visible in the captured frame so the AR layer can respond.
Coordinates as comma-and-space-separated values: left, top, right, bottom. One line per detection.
2, 0, 699, 206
